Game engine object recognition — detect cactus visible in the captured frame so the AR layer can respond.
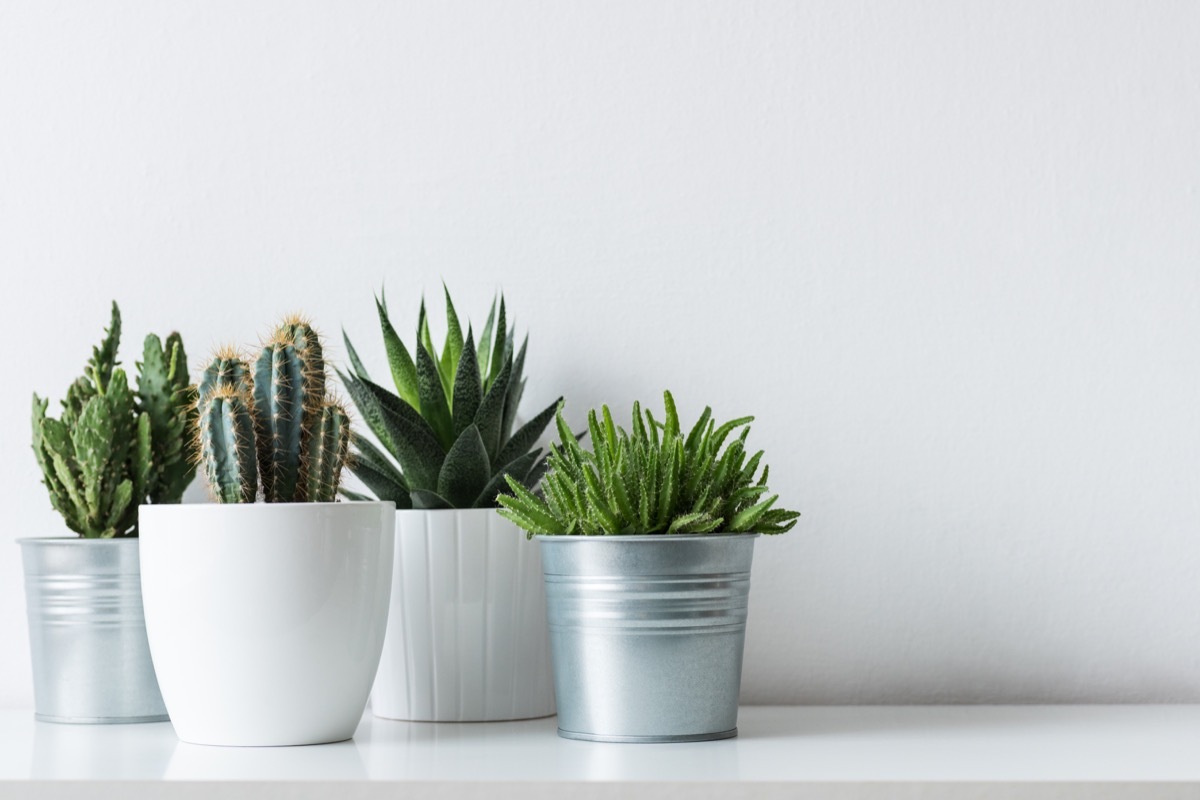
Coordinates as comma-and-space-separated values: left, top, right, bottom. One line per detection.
306, 401, 351, 503
199, 349, 253, 405
197, 386, 258, 504
31, 302, 198, 538
195, 317, 351, 504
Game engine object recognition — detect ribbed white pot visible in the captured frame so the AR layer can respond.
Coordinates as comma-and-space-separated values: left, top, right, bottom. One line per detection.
371, 509, 555, 721
139, 502, 395, 746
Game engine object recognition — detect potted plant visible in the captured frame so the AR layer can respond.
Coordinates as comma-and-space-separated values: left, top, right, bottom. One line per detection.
24, 301, 196, 723
339, 288, 560, 721
498, 391, 800, 743
138, 317, 395, 747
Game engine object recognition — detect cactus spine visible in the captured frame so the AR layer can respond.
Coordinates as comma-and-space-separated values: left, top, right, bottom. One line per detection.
195, 317, 351, 504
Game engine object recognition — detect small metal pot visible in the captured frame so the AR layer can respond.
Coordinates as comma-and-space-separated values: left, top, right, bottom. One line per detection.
18, 537, 167, 724
537, 533, 758, 743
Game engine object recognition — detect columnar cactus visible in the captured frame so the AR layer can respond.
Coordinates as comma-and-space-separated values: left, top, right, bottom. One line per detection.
195, 317, 351, 504
31, 302, 198, 538
198, 385, 258, 504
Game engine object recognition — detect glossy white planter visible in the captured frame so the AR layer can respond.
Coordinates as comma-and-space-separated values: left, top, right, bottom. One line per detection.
138, 502, 395, 746
371, 509, 555, 721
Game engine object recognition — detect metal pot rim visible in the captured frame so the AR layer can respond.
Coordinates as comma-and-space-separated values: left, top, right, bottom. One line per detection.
535, 532, 761, 542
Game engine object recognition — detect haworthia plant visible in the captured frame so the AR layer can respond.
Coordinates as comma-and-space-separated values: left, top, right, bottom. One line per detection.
340, 286, 561, 509
195, 317, 351, 504
31, 302, 198, 538
498, 391, 800, 537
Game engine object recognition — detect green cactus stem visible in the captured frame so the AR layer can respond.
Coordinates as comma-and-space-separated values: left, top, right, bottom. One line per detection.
199, 349, 253, 406
198, 386, 258, 504
253, 339, 307, 502
306, 401, 351, 503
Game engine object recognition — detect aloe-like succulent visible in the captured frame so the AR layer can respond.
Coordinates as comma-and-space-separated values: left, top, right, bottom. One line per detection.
31, 302, 197, 538
498, 391, 800, 536
196, 317, 351, 504
340, 288, 560, 509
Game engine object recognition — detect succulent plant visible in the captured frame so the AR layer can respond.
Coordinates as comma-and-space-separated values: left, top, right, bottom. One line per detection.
340, 287, 560, 509
196, 317, 350, 504
498, 391, 800, 536
31, 302, 197, 538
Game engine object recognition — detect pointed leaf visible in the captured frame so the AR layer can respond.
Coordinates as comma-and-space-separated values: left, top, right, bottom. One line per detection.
473, 448, 540, 508
411, 488, 454, 510
496, 397, 559, 469
435, 425, 491, 508
488, 296, 507, 387
477, 297, 497, 383
474, 352, 512, 464
416, 341, 455, 449
452, 329, 483, 436
376, 295, 419, 409
439, 284, 464, 395
343, 328, 370, 381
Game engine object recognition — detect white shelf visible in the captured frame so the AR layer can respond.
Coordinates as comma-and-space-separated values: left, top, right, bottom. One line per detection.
3, 705, 1200, 798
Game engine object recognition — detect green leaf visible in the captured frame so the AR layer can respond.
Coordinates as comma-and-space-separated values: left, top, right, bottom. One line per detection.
474, 448, 541, 507
496, 398, 559, 470
474, 352, 512, 465
339, 370, 445, 491
488, 296, 507, 388
106, 479, 134, 531
662, 390, 680, 440
350, 432, 406, 490
411, 488, 454, 509
376, 294, 420, 409
349, 454, 412, 507
729, 494, 779, 532
498, 475, 563, 534
88, 301, 122, 391
416, 340, 455, 449
439, 283, 464, 396
502, 334, 527, 440
339, 487, 373, 502
684, 406, 712, 454
451, 329, 483, 437
343, 328, 370, 381
477, 297, 497, 385
437, 425, 491, 508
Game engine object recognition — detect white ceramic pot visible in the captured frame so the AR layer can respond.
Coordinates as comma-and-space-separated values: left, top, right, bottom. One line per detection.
371, 509, 555, 721
138, 502, 395, 746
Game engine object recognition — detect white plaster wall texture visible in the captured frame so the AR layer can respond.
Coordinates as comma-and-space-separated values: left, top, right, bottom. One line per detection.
1, 1, 1198, 709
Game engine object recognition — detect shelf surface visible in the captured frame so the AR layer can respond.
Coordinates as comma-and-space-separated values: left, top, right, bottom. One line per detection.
3, 705, 1200, 797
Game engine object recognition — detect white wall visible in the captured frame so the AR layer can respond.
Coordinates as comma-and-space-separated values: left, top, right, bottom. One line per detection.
2, 1, 1198, 709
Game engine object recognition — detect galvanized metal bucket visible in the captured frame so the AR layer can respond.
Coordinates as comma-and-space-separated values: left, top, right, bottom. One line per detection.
19, 537, 168, 724
537, 533, 758, 743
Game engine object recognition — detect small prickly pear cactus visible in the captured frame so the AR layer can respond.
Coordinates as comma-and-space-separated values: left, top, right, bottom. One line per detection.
31, 302, 198, 538
194, 316, 352, 504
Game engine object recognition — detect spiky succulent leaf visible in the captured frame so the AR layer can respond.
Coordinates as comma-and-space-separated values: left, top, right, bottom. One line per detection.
376, 295, 420, 409
495, 397, 560, 470
474, 448, 541, 508
345, 288, 557, 509
439, 284, 464, 397
474, 353, 512, 465
437, 424, 491, 508
416, 341, 455, 449
411, 488, 454, 510
451, 330, 483, 437
498, 392, 799, 537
